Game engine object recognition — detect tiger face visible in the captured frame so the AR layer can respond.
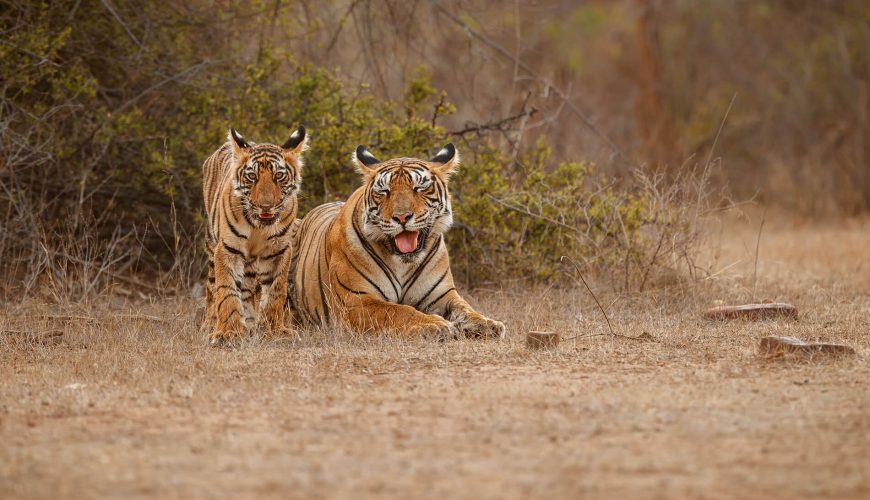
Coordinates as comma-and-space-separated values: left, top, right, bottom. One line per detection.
353, 144, 458, 259
229, 127, 307, 227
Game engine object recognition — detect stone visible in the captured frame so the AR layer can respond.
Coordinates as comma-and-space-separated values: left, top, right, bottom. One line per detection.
704, 303, 798, 321
527, 331, 560, 349
759, 336, 855, 358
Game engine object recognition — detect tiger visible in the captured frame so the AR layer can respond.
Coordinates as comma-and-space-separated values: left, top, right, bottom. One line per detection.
288, 143, 505, 339
202, 125, 308, 345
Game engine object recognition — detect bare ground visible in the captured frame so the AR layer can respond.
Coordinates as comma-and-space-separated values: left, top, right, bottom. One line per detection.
1, 214, 869, 499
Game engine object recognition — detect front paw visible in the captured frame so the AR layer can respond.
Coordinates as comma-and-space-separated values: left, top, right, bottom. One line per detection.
408, 318, 460, 341
261, 298, 287, 335
210, 314, 246, 347
455, 313, 505, 340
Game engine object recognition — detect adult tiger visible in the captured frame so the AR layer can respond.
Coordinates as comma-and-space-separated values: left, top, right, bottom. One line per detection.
202, 126, 307, 344
289, 143, 505, 339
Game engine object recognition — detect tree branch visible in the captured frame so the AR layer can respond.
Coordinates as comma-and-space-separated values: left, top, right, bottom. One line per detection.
428, 0, 628, 162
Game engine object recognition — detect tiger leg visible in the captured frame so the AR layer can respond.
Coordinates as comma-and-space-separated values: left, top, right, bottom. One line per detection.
239, 266, 259, 332
437, 289, 505, 339
210, 245, 246, 344
203, 257, 218, 328
335, 287, 458, 339
260, 247, 294, 336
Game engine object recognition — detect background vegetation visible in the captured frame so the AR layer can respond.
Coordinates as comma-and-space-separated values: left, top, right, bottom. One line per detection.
1, 0, 866, 299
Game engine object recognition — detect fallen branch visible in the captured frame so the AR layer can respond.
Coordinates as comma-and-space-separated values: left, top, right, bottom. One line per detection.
563, 332, 655, 342
32, 313, 173, 324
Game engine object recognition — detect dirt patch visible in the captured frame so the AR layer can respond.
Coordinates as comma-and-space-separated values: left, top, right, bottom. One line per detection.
1, 215, 869, 499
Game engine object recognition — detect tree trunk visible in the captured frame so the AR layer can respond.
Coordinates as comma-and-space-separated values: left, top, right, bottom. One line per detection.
635, 0, 680, 172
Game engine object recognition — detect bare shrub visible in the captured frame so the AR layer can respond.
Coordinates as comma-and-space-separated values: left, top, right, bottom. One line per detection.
449, 142, 724, 290
0, 1, 752, 296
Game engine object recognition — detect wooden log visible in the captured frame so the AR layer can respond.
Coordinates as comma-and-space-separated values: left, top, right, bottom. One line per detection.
526, 331, 560, 349
704, 303, 798, 321
759, 336, 855, 357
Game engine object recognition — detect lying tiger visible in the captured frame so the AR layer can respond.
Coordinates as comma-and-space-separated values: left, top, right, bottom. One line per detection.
202, 126, 308, 344
289, 143, 505, 339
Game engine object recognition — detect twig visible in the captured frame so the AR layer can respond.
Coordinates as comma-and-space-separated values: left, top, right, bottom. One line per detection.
113, 59, 212, 115
325, 0, 363, 55
429, 0, 628, 162
99, 0, 146, 52
563, 332, 650, 342
32, 314, 173, 324
352, 4, 390, 99
116, 313, 173, 323
560, 255, 614, 337
638, 230, 666, 292
34, 314, 96, 322
704, 92, 737, 170
484, 194, 597, 246
697, 92, 736, 218
701, 259, 743, 280
449, 108, 537, 137
0, 39, 61, 67
751, 207, 767, 302
1, 329, 64, 336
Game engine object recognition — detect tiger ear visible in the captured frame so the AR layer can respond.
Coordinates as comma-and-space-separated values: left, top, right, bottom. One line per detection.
282, 125, 308, 155
228, 128, 250, 156
429, 143, 459, 177
352, 145, 380, 174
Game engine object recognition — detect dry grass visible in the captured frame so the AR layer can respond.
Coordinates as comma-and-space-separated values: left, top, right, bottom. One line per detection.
1, 212, 869, 499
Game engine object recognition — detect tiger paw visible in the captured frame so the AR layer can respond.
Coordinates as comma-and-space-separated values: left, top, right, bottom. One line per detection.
210, 315, 246, 347
408, 318, 460, 341
208, 331, 244, 347
455, 313, 505, 340
199, 302, 217, 333
261, 323, 299, 340
260, 298, 287, 335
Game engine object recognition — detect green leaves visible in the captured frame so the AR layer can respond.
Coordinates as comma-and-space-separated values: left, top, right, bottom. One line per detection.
448, 142, 665, 287
0, 3, 681, 289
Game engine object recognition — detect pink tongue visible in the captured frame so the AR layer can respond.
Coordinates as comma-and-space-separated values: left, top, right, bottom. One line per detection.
394, 231, 419, 253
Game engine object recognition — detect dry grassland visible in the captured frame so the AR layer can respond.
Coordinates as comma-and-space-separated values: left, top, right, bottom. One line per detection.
1, 213, 869, 499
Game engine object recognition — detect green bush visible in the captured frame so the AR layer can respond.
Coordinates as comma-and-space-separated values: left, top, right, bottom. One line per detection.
1, 2, 699, 294
447, 142, 676, 287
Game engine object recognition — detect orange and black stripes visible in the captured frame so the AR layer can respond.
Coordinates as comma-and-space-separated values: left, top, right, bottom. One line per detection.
202, 126, 308, 344
288, 144, 505, 340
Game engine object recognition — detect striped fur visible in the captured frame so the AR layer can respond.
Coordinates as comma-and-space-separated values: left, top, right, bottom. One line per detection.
288, 144, 505, 339
202, 126, 308, 344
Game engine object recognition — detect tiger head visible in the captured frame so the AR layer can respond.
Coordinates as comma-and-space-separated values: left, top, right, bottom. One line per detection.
229, 126, 307, 226
352, 143, 459, 259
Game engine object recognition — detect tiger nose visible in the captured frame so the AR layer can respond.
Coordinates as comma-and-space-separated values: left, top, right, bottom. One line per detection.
393, 212, 413, 224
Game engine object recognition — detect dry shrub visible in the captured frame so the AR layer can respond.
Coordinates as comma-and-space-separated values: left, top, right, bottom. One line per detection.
0, 1, 724, 299
449, 143, 722, 290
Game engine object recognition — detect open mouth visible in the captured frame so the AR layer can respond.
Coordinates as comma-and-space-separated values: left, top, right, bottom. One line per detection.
393, 230, 421, 254
258, 212, 277, 224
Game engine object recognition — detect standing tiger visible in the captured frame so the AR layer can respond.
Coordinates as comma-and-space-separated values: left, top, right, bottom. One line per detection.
202, 126, 308, 345
289, 143, 505, 339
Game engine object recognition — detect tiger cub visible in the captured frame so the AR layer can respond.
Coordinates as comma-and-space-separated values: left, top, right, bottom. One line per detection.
289, 143, 505, 339
202, 126, 307, 344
